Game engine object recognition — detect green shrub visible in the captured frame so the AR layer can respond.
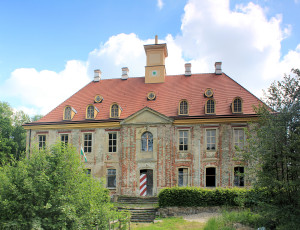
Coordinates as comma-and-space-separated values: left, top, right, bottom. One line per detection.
158, 187, 264, 208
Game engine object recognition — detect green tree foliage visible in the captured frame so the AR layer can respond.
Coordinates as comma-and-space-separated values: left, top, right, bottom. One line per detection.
0, 102, 33, 164
243, 69, 300, 229
0, 143, 125, 229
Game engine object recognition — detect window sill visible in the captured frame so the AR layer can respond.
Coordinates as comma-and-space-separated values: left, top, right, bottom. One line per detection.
107, 187, 117, 190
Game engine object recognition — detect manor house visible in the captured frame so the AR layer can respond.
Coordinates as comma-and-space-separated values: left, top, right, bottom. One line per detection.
24, 37, 261, 196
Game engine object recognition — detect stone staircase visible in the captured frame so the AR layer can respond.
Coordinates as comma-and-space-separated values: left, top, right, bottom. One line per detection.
117, 196, 158, 223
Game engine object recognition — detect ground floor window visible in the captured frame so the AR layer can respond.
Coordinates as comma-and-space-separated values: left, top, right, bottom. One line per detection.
38, 135, 46, 149
60, 134, 69, 145
206, 167, 216, 187
178, 168, 188, 187
107, 169, 116, 188
234, 167, 244, 187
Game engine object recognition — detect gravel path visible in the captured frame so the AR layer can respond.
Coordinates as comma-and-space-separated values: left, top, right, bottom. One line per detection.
182, 212, 222, 223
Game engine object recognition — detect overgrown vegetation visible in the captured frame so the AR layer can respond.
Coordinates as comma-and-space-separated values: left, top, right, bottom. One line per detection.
0, 143, 129, 229
240, 69, 300, 229
0, 101, 42, 165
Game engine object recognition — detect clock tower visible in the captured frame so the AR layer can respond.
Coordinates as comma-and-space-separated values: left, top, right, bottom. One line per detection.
144, 35, 168, 84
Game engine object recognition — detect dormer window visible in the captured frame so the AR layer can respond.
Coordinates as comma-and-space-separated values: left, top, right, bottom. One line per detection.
64, 106, 72, 120
110, 103, 120, 118
206, 99, 215, 114
232, 98, 243, 113
86, 105, 99, 119
204, 88, 214, 98
179, 100, 189, 115
63, 106, 77, 120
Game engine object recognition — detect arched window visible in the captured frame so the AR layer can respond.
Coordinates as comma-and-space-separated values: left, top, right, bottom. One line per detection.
64, 106, 72, 120
179, 100, 188, 115
232, 98, 242, 113
206, 99, 215, 114
141, 132, 153, 152
110, 104, 119, 118
86, 105, 95, 119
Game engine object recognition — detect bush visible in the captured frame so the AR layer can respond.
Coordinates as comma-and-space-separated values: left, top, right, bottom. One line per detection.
0, 143, 129, 229
158, 187, 271, 208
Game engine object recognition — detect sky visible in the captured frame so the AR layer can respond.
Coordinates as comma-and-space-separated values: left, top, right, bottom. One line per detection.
0, 0, 299, 116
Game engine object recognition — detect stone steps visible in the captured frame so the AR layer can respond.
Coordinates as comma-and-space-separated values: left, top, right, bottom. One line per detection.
117, 196, 158, 204
118, 207, 158, 223
116, 196, 159, 222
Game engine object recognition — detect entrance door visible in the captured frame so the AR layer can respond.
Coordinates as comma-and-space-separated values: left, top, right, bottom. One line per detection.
140, 169, 153, 196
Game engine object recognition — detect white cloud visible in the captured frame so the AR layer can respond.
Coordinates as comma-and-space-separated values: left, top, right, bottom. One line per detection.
175, 0, 299, 94
1, 0, 300, 116
0, 60, 89, 115
157, 0, 164, 10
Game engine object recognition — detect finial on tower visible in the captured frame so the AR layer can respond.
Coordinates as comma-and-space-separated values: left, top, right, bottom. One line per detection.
155, 35, 158, 44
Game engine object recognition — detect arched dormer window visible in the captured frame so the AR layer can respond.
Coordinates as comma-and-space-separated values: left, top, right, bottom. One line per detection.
179, 100, 189, 115
86, 105, 95, 119
141, 132, 153, 152
64, 106, 72, 120
63, 106, 77, 120
232, 97, 243, 113
110, 103, 119, 118
206, 99, 215, 114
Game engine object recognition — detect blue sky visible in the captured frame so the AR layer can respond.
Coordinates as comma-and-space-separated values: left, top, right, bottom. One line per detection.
0, 0, 299, 115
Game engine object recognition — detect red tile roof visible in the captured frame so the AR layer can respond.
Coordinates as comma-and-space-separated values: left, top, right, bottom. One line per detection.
37, 73, 262, 123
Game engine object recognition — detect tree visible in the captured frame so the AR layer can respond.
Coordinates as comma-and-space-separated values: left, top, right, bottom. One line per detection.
0, 102, 33, 164
243, 69, 300, 229
0, 143, 127, 229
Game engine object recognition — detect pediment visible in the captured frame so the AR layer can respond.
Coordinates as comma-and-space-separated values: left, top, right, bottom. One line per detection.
121, 107, 173, 125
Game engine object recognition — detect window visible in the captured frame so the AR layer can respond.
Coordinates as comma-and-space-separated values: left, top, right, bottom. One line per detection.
107, 169, 116, 188
86, 169, 91, 176
179, 130, 188, 151
110, 104, 119, 118
84, 133, 92, 153
204, 88, 214, 98
234, 167, 244, 187
109, 133, 117, 152
64, 106, 72, 120
141, 132, 153, 151
60, 134, 69, 145
179, 100, 188, 115
206, 99, 215, 114
206, 167, 216, 187
206, 129, 216, 151
178, 168, 188, 187
86, 105, 95, 119
232, 98, 242, 113
38, 135, 46, 149
234, 129, 244, 150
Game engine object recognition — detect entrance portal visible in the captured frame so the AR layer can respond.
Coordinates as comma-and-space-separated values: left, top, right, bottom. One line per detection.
140, 169, 153, 196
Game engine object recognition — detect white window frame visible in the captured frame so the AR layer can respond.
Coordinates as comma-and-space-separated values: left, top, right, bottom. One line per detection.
178, 130, 189, 151
178, 168, 189, 187
233, 128, 245, 151
108, 132, 117, 153
205, 128, 217, 152
38, 135, 46, 150
83, 133, 93, 153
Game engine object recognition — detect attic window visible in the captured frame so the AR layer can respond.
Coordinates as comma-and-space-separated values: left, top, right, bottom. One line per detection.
63, 106, 77, 120
86, 105, 98, 119
64, 106, 72, 120
179, 100, 189, 115
147, 92, 156, 100
94, 95, 103, 103
110, 103, 120, 118
206, 99, 215, 114
204, 88, 213, 98
232, 98, 243, 113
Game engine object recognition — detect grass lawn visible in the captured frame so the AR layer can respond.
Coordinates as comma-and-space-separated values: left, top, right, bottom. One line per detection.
131, 217, 205, 230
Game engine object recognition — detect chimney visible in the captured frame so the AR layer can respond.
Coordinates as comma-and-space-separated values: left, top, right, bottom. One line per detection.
94, 69, 101, 82
185, 63, 192, 76
215, 62, 222, 75
155, 35, 158, 44
121, 67, 129, 80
